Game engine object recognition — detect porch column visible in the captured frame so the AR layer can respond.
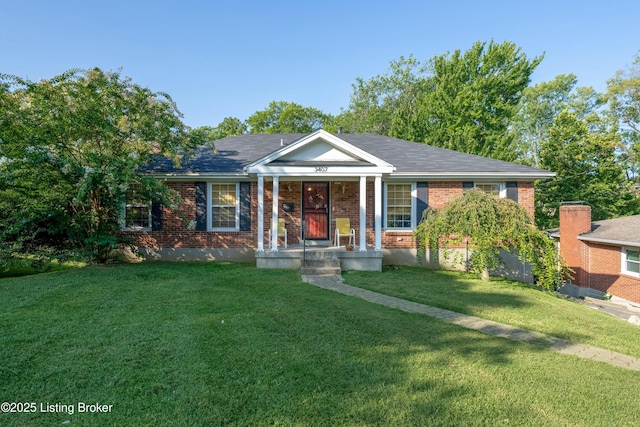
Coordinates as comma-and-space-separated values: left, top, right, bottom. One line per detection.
271, 175, 279, 252
374, 175, 382, 251
359, 175, 367, 252
257, 174, 264, 252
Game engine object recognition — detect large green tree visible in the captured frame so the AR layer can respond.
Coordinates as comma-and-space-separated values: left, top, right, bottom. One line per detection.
511, 74, 579, 167
0, 68, 196, 263
415, 189, 564, 290
190, 116, 247, 144
246, 101, 334, 134
535, 109, 637, 229
607, 50, 640, 182
339, 41, 542, 161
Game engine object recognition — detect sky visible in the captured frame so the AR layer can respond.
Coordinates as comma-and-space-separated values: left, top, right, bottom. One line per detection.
3, 0, 640, 129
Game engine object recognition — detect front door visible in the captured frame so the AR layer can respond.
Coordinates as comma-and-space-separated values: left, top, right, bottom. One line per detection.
302, 182, 329, 239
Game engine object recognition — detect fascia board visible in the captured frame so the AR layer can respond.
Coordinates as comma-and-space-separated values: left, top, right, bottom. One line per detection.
578, 236, 640, 247
249, 164, 394, 176
387, 171, 555, 180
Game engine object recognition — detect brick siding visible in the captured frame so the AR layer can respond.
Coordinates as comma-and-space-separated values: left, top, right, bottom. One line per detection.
125, 180, 538, 252
558, 205, 640, 304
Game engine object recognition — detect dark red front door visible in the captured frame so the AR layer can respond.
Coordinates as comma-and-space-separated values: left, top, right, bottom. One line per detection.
303, 182, 329, 239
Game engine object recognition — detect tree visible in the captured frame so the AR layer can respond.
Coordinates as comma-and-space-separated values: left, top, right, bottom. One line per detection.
246, 101, 334, 134
190, 117, 247, 144
339, 41, 542, 161
607, 50, 640, 182
338, 55, 425, 134
535, 109, 637, 229
511, 74, 579, 167
415, 190, 564, 290
0, 68, 195, 263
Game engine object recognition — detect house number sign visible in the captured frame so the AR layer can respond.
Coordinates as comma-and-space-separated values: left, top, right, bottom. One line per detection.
314, 166, 328, 173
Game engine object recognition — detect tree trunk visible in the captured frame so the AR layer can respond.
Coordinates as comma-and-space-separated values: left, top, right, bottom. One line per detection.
481, 268, 490, 281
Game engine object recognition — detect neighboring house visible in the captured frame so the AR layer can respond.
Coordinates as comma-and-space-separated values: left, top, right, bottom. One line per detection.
553, 204, 640, 304
123, 129, 553, 271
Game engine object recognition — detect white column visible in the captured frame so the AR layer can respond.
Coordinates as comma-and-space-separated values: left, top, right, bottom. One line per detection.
271, 176, 279, 252
257, 174, 264, 252
374, 175, 382, 251
359, 175, 367, 251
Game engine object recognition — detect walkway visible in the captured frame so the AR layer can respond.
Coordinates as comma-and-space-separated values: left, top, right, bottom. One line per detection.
302, 274, 640, 372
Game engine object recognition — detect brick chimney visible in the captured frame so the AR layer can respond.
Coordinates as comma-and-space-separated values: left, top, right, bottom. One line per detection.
559, 204, 592, 286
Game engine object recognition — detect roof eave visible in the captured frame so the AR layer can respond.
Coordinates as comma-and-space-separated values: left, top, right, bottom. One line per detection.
578, 235, 640, 247
387, 171, 555, 180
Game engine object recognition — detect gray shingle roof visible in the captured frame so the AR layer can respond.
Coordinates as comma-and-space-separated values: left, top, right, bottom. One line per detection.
142, 132, 552, 178
579, 215, 640, 246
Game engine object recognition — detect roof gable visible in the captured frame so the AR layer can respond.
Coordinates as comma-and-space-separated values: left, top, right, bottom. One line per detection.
245, 129, 394, 174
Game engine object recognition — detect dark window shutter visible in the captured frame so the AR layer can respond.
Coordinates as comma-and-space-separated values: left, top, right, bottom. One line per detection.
462, 181, 474, 190
506, 181, 518, 202
151, 202, 163, 231
195, 182, 207, 231
239, 182, 251, 231
416, 182, 429, 223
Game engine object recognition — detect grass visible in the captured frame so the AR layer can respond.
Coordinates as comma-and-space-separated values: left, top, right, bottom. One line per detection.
343, 266, 640, 358
0, 259, 85, 278
0, 262, 639, 426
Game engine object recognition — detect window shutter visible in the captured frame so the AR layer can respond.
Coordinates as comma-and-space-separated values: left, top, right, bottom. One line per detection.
151, 202, 163, 231
416, 182, 429, 222
195, 182, 207, 231
462, 181, 474, 190
239, 182, 251, 231
506, 181, 518, 202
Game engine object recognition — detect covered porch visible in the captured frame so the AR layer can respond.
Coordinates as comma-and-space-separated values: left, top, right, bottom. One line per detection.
245, 130, 395, 270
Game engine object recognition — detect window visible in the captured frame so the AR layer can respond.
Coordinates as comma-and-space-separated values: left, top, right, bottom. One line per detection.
475, 183, 504, 197
209, 183, 239, 230
385, 183, 415, 229
123, 185, 151, 230
622, 247, 640, 277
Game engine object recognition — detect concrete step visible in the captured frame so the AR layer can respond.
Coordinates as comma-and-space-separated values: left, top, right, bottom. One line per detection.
301, 240, 332, 247
301, 258, 341, 276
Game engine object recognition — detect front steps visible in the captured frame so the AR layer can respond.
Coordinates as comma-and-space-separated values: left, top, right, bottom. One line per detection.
301, 250, 341, 276
301, 257, 342, 276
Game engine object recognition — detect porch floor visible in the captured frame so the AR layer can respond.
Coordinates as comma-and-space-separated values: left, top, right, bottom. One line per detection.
255, 244, 382, 271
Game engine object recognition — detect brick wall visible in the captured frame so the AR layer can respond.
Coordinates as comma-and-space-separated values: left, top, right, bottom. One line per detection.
586, 243, 640, 303
126, 179, 539, 252
559, 205, 592, 286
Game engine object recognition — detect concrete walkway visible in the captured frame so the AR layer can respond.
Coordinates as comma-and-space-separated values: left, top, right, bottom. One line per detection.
302, 274, 640, 372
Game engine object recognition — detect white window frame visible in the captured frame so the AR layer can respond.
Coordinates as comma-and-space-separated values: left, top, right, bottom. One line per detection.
474, 182, 506, 198
121, 187, 152, 231
384, 182, 416, 230
208, 182, 240, 231
621, 247, 640, 278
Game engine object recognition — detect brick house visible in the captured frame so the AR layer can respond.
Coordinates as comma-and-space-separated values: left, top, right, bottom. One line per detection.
554, 204, 640, 304
124, 129, 553, 271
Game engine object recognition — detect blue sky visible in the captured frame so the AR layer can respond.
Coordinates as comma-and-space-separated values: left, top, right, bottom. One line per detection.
4, 0, 639, 128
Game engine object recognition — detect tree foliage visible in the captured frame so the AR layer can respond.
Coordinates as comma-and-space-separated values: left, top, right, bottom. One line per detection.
0, 68, 194, 263
535, 109, 638, 229
189, 116, 247, 144
246, 101, 334, 134
415, 190, 564, 290
511, 74, 579, 167
607, 50, 640, 182
339, 41, 542, 161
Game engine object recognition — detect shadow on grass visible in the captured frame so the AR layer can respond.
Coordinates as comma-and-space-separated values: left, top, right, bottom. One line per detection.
1, 262, 638, 426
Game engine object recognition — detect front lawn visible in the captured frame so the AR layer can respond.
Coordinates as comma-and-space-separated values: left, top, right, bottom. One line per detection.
1, 262, 639, 426
344, 266, 640, 358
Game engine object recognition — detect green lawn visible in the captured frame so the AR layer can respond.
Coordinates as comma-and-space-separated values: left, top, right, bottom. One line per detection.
344, 266, 640, 359
0, 263, 639, 426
